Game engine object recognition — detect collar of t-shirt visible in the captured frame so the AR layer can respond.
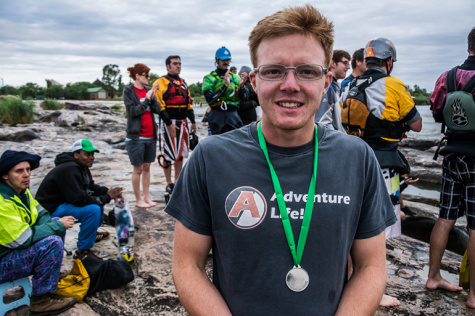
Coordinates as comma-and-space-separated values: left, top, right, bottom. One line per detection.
249, 121, 324, 156
460, 55, 475, 70
167, 73, 180, 81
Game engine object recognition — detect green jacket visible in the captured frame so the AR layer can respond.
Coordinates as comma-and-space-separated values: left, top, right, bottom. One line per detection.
202, 70, 241, 107
0, 182, 65, 259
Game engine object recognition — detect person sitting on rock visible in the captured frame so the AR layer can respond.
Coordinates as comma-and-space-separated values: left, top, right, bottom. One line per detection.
0, 150, 77, 315
36, 139, 123, 260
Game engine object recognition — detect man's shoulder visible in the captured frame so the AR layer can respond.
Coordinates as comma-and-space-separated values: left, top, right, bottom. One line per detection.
320, 126, 371, 152
200, 125, 253, 149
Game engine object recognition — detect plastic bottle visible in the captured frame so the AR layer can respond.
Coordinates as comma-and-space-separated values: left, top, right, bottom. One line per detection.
114, 198, 134, 262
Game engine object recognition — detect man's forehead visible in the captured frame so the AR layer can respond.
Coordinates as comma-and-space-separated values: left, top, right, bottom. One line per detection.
256, 34, 325, 65
11, 161, 30, 171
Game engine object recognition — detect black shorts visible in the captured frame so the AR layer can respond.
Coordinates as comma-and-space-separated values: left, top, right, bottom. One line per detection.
439, 154, 475, 229
126, 138, 157, 166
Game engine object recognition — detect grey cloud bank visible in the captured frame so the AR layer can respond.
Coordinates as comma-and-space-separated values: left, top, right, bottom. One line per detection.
0, 0, 473, 91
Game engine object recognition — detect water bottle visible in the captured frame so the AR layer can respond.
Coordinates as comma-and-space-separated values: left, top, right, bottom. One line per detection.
114, 198, 134, 262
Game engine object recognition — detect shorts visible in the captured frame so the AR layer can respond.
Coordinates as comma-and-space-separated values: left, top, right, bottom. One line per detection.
126, 138, 157, 166
381, 168, 401, 240
439, 153, 475, 229
161, 119, 189, 163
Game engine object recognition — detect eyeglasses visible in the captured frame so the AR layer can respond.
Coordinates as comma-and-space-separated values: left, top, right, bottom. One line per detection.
337, 60, 350, 66
253, 64, 328, 81
139, 73, 150, 78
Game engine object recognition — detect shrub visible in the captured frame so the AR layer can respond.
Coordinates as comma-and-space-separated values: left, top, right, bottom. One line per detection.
111, 104, 125, 110
40, 99, 64, 110
414, 96, 430, 105
0, 97, 35, 125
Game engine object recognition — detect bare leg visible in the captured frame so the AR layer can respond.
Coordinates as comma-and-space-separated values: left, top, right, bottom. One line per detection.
174, 160, 184, 183
163, 164, 173, 185
132, 165, 149, 208
426, 218, 462, 291
466, 229, 475, 308
142, 163, 156, 207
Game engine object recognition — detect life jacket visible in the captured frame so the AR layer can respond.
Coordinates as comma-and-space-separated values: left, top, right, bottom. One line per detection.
210, 71, 239, 105
341, 72, 407, 146
163, 75, 191, 106
442, 67, 475, 134
0, 185, 39, 248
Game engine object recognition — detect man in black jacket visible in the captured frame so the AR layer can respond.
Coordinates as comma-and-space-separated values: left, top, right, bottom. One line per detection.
36, 139, 123, 260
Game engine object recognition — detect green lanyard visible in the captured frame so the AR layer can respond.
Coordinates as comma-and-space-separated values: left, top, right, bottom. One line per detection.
258, 123, 318, 267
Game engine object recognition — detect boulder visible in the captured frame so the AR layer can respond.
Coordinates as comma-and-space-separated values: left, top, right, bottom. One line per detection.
36, 110, 63, 123
64, 102, 97, 111
0, 128, 39, 142
399, 138, 441, 150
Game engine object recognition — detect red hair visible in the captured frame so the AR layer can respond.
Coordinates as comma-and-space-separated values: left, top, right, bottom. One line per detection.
127, 63, 150, 79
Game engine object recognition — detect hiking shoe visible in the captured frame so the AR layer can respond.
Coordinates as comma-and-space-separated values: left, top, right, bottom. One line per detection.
401, 206, 417, 216
73, 249, 103, 260
29, 293, 77, 315
166, 183, 175, 194
95, 230, 110, 242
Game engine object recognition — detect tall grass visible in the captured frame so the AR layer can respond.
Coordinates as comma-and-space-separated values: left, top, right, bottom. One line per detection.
40, 99, 64, 110
0, 97, 35, 125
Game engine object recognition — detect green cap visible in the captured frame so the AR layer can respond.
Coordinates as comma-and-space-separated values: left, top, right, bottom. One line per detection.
71, 139, 100, 153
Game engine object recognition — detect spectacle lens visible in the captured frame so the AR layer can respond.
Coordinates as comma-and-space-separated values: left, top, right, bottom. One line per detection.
338, 60, 350, 66
256, 64, 326, 81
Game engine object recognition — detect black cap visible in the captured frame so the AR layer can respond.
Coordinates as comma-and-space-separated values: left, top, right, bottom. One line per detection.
0, 150, 41, 176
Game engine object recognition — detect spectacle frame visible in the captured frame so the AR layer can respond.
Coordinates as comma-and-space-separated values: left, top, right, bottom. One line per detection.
253, 64, 328, 81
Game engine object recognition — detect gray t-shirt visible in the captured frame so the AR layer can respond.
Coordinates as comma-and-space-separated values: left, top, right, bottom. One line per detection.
165, 122, 396, 316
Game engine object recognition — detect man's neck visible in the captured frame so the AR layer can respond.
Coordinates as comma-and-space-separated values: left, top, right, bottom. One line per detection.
3, 181, 22, 195
168, 73, 180, 79
259, 120, 315, 147
351, 69, 363, 77
134, 81, 145, 89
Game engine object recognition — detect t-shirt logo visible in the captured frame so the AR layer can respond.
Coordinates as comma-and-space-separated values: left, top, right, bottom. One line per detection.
225, 186, 267, 229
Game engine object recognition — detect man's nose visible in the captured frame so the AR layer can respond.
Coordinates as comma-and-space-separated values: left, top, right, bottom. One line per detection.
280, 70, 300, 92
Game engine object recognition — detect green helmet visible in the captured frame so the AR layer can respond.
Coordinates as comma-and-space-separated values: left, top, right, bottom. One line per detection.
364, 38, 397, 63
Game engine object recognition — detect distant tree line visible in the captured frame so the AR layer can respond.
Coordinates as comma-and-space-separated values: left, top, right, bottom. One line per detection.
0, 64, 205, 101
407, 84, 432, 105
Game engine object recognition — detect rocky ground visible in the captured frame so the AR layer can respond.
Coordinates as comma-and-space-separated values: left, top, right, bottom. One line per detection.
1, 101, 474, 315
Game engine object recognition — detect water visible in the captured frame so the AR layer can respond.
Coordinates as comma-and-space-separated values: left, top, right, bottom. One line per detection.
406, 106, 442, 140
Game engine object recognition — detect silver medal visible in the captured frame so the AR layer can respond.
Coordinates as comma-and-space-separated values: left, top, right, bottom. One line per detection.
286, 266, 309, 292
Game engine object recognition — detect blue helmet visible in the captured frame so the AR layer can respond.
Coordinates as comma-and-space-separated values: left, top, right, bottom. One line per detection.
216, 46, 232, 60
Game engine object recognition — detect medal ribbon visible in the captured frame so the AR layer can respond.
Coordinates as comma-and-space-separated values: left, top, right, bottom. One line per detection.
258, 123, 318, 267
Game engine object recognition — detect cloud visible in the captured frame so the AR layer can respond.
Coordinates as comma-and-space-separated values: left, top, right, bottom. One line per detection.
0, 0, 473, 91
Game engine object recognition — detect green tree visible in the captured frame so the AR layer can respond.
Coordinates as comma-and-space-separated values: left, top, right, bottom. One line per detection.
149, 73, 160, 85
102, 64, 121, 98
189, 82, 202, 98
0, 85, 19, 96
45, 85, 65, 99
18, 82, 45, 99
64, 82, 96, 100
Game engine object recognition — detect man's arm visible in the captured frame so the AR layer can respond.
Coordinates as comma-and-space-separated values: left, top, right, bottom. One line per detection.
335, 231, 387, 316
409, 117, 422, 132
172, 221, 232, 316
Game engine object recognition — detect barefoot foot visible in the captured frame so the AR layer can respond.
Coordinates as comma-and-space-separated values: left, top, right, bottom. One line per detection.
426, 276, 462, 292
380, 294, 400, 307
135, 200, 150, 208
144, 198, 157, 207
467, 297, 475, 309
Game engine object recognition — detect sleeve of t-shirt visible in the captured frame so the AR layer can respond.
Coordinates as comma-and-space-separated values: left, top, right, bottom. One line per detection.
164, 145, 212, 236
354, 145, 397, 239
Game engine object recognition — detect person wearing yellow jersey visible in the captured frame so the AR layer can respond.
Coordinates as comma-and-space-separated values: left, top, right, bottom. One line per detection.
0, 150, 77, 315
340, 37, 422, 307
153, 55, 196, 194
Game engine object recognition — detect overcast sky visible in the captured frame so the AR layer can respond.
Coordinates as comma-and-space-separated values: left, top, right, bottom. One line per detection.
0, 0, 473, 91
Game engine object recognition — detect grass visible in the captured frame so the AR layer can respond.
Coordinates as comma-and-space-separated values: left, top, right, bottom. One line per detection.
40, 99, 64, 110
111, 104, 125, 110
0, 96, 35, 125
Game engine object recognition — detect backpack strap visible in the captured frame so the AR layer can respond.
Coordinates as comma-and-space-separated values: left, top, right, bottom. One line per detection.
357, 72, 387, 93
461, 73, 475, 93
446, 67, 458, 93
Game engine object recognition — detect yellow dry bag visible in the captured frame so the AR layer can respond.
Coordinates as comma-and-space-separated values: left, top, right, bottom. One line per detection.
54, 259, 90, 302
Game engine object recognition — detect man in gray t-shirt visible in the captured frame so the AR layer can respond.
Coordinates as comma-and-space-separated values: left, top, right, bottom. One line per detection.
166, 5, 396, 315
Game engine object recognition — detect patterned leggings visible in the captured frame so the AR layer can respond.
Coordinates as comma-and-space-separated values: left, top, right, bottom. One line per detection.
0, 235, 64, 296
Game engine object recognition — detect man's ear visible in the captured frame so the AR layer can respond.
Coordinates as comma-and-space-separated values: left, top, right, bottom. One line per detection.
323, 71, 332, 96
2, 173, 8, 181
73, 152, 79, 159
249, 71, 257, 93
330, 60, 336, 71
